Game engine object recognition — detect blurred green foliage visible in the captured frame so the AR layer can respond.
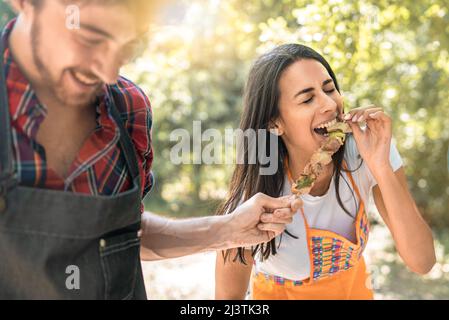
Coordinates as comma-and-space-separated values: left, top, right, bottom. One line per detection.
1, 0, 448, 228
1, 1, 14, 28
368, 225, 449, 299
124, 0, 449, 228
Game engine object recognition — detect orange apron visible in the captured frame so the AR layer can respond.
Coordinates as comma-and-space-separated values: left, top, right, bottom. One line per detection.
252, 161, 374, 300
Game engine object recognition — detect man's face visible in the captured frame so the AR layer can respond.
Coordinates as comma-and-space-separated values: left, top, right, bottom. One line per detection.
28, 0, 147, 107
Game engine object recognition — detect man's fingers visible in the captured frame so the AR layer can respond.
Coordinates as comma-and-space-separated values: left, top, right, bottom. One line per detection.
273, 207, 295, 220
290, 197, 303, 211
260, 208, 293, 224
252, 193, 302, 217
261, 213, 292, 224
258, 222, 285, 236
254, 193, 291, 210
264, 231, 276, 242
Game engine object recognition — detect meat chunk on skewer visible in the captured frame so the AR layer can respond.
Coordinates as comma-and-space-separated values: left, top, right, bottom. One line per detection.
291, 121, 352, 196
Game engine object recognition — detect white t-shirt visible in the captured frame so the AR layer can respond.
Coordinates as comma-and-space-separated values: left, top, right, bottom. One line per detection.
254, 135, 403, 281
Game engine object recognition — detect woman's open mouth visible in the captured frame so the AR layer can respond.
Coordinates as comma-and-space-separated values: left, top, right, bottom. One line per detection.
312, 118, 338, 137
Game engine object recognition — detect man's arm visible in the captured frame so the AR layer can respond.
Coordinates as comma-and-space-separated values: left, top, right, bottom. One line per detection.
140, 193, 302, 261
140, 212, 234, 261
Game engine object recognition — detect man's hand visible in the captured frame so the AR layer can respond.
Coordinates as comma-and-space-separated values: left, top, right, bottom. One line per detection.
139, 193, 302, 261
226, 193, 303, 248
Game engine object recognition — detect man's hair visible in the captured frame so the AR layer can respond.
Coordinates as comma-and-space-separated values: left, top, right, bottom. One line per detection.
27, 0, 159, 25
30, 0, 154, 8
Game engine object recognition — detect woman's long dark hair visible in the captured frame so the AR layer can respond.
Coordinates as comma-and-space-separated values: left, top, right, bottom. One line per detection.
216, 44, 362, 264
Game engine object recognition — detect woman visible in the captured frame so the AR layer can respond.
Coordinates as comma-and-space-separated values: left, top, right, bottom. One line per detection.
215, 44, 436, 300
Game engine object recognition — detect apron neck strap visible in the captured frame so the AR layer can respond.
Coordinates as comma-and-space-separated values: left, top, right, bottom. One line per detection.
0, 40, 15, 189
107, 86, 142, 187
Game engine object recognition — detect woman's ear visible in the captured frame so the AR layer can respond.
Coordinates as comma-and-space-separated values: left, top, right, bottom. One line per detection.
269, 119, 284, 136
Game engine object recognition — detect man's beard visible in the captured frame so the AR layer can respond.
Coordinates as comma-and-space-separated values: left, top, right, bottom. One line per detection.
30, 19, 103, 108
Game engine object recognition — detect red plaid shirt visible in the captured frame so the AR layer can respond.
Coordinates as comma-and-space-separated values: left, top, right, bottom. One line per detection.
1, 19, 154, 209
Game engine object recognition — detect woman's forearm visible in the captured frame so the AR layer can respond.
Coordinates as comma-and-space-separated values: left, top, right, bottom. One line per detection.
215, 249, 253, 299
372, 165, 436, 274
140, 211, 234, 261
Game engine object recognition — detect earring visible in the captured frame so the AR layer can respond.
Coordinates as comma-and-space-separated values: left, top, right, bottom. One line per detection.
269, 127, 282, 136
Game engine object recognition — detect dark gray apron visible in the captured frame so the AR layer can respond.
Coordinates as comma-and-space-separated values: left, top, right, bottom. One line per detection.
0, 42, 147, 300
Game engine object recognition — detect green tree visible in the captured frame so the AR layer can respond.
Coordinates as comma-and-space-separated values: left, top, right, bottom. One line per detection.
1, 0, 15, 28
126, 0, 448, 229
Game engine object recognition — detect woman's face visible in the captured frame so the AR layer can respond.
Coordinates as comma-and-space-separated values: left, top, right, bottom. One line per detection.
275, 59, 344, 158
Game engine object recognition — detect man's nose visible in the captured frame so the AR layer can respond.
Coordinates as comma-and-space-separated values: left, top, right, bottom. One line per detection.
90, 53, 121, 85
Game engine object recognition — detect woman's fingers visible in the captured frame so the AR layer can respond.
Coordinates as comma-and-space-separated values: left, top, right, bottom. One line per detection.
348, 120, 364, 138
360, 108, 383, 122
365, 111, 391, 128
368, 110, 391, 122
343, 105, 383, 123
351, 108, 383, 122
349, 109, 392, 142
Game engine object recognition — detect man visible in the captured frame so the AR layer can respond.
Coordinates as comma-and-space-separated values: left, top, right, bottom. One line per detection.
0, 0, 301, 299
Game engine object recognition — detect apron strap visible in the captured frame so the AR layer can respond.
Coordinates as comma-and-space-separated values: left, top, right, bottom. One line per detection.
0, 40, 16, 193
107, 86, 142, 189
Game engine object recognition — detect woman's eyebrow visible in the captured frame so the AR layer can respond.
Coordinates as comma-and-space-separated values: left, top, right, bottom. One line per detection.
293, 79, 334, 98
294, 87, 314, 98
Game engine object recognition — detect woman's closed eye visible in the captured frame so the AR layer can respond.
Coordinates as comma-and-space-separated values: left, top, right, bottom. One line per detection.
303, 96, 314, 104
302, 89, 336, 104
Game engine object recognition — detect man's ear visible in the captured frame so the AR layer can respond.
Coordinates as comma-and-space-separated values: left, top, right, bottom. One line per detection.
7, 0, 34, 14
269, 119, 284, 136
7, 0, 22, 13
